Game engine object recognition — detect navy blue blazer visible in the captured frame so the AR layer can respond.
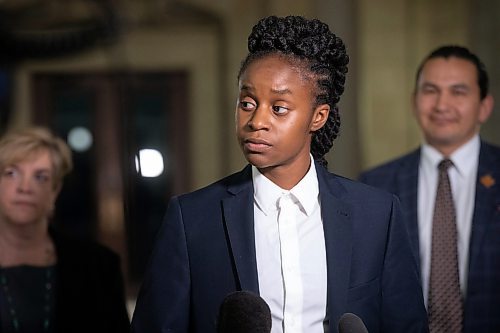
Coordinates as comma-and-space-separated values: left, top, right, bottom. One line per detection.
359, 141, 500, 333
131, 162, 428, 333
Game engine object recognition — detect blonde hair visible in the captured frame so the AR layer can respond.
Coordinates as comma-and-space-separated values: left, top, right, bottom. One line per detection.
0, 127, 73, 189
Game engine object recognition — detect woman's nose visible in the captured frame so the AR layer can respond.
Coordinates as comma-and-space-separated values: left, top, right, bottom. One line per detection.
248, 107, 270, 130
16, 175, 33, 193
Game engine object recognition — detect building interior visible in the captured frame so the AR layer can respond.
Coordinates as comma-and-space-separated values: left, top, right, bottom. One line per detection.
0, 0, 498, 316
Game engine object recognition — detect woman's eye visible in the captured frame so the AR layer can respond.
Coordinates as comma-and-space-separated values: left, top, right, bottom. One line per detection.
34, 173, 50, 184
240, 101, 256, 111
2, 168, 18, 178
272, 105, 288, 114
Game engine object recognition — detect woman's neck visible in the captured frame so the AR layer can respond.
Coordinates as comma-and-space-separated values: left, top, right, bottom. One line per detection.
0, 221, 56, 267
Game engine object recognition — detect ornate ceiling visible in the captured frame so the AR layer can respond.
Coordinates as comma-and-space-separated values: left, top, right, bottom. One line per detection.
0, 0, 118, 60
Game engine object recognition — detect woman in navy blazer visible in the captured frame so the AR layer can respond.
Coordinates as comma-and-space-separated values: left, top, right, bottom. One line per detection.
132, 15, 428, 333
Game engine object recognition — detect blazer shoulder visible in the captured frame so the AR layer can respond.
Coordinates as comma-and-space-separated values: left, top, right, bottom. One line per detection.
174, 165, 252, 204
359, 149, 420, 182
338, 174, 397, 201
321, 169, 396, 207
362, 149, 419, 175
480, 140, 500, 160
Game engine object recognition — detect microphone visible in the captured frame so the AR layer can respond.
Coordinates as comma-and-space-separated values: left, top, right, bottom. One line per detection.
217, 290, 272, 333
338, 313, 368, 333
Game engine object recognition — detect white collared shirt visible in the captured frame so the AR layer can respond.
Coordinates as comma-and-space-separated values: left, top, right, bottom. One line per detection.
418, 135, 479, 306
253, 157, 327, 333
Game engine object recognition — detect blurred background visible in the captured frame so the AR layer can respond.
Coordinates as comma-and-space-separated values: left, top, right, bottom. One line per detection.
0, 0, 499, 314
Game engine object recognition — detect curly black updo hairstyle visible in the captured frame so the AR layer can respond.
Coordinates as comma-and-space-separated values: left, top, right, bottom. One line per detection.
238, 15, 349, 168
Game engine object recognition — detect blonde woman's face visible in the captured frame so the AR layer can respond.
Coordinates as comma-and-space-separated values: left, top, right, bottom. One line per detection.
0, 150, 59, 227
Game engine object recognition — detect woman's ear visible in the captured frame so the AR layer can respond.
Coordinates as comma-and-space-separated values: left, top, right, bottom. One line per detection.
310, 104, 330, 131
53, 182, 62, 197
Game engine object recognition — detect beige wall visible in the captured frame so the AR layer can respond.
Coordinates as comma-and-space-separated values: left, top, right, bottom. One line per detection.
6, 0, 500, 185
10, 24, 222, 190
7, 0, 500, 313
357, 0, 472, 170
471, 0, 500, 146
356, 0, 500, 172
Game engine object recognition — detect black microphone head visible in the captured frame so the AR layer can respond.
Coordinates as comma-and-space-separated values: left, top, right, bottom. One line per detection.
217, 290, 272, 333
338, 313, 368, 333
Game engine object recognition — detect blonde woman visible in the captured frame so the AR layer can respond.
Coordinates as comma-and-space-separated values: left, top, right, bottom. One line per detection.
0, 127, 129, 333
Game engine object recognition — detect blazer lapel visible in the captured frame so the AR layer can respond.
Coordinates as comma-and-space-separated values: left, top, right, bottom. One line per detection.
395, 149, 421, 271
316, 164, 353, 328
468, 142, 500, 274
221, 165, 260, 293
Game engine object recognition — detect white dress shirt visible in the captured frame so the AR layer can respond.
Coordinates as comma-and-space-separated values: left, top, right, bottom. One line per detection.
418, 135, 479, 306
253, 157, 328, 333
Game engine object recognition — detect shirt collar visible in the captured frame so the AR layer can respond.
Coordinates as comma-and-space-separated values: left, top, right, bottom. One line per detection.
252, 155, 319, 216
421, 134, 480, 177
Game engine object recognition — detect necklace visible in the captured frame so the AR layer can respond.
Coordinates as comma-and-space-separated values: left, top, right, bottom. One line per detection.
0, 266, 54, 332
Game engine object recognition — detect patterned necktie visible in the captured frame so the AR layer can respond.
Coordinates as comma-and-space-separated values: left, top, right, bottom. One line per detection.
428, 159, 463, 333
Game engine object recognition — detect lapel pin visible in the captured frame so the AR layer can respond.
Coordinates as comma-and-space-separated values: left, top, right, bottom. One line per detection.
480, 174, 495, 189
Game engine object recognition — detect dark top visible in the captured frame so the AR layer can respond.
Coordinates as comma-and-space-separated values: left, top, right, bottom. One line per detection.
50, 227, 130, 333
0, 228, 130, 333
0, 265, 56, 333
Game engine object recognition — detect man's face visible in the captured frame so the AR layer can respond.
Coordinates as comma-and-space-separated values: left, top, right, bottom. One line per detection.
413, 57, 493, 155
0, 150, 59, 227
235, 54, 328, 182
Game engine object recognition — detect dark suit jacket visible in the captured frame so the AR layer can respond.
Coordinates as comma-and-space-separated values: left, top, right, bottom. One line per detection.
50, 228, 130, 333
131, 163, 428, 333
359, 140, 500, 333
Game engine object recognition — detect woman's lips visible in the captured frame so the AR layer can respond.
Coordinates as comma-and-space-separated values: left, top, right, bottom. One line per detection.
244, 138, 272, 153
13, 200, 36, 207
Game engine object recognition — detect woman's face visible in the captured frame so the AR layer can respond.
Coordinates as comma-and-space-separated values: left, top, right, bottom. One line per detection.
0, 149, 59, 228
235, 54, 329, 183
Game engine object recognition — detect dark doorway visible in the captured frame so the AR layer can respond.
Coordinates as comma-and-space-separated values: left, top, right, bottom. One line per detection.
32, 71, 191, 293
